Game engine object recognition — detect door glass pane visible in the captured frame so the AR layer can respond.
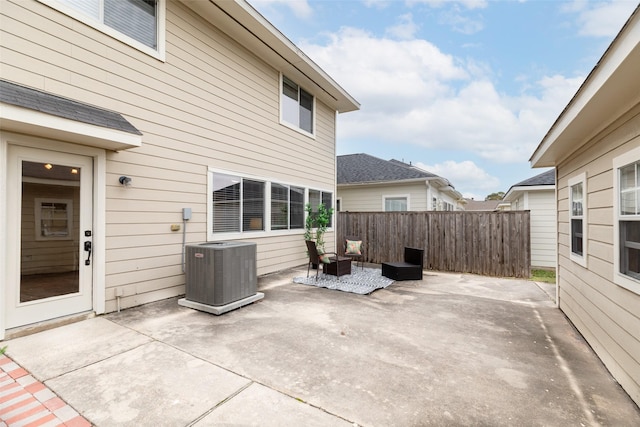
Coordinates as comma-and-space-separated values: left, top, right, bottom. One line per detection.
20, 161, 80, 302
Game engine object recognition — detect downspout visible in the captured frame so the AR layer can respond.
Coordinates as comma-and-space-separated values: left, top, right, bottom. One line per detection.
425, 181, 431, 211
554, 169, 560, 308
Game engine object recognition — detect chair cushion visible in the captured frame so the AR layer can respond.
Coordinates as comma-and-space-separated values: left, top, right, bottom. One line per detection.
317, 248, 332, 264
345, 240, 362, 255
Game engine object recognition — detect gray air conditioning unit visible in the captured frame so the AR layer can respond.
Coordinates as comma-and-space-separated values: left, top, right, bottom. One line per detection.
178, 242, 264, 315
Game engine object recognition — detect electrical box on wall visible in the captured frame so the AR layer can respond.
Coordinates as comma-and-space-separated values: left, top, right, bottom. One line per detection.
182, 208, 192, 221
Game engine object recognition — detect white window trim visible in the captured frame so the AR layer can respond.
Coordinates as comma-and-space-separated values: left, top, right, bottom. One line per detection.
38, 0, 166, 62
382, 194, 410, 212
207, 167, 333, 241
613, 148, 640, 295
568, 173, 587, 267
279, 73, 316, 139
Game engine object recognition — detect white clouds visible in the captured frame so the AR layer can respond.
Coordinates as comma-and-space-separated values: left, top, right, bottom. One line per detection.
438, 7, 485, 34
569, 1, 638, 38
300, 28, 582, 164
406, 0, 488, 10
417, 160, 500, 199
385, 13, 420, 40
250, 0, 313, 19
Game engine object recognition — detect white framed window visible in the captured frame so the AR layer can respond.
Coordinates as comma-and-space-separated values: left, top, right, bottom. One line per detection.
207, 168, 332, 239
209, 172, 265, 234
568, 173, 587, 267
383, 195, 408, 212
613, 148, 640, 294
308, 189, 333, 227
270, 183, 304, 231
39, 0, 166, 60
280, 74, 315, 136
35, 198, 73, 241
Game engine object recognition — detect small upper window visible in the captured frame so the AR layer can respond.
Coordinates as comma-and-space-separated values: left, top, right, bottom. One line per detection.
568, 173, 587, 267
281, 75, 314, 135
42, 0, 163, 58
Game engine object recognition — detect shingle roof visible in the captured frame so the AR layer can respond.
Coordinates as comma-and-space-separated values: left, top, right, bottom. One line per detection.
463, 199, 501, 211
337, 153, 438, 184
513, 169, 555, 187
0, 79, 142, 135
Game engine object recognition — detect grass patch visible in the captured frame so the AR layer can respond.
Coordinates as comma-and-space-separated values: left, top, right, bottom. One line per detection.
531, 269, 556, 284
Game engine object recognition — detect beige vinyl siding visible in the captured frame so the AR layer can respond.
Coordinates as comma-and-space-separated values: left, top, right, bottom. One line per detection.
2, 0, 338, 312
556, 104, 640, 406
338, 182, 428, 212
528, 190, 556, 269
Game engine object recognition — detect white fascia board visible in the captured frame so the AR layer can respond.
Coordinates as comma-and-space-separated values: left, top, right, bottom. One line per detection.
0, 104, 142, 151
504, 184, 555, 202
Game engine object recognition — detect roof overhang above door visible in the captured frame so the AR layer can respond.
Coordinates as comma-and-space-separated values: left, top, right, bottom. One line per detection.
1, 103, 142, 151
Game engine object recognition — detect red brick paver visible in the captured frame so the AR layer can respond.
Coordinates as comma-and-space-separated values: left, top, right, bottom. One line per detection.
0, 354, 91, 427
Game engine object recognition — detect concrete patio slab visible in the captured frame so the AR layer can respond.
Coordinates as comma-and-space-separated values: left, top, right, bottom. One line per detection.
194, 382, 353, 426
45, 341, 251, 426
3, 267, 639, 426
2, 317, 152, 380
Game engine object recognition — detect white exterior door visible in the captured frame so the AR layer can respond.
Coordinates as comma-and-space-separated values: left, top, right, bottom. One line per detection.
5, 145, 93, 328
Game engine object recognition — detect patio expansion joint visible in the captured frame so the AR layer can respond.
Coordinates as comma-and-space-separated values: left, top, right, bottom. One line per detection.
107, 319, 359, 426
532, 307, 598, 426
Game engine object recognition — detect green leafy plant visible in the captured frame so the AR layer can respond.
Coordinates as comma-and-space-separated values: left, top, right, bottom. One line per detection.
304, 203, 314, 242
303, 202, 334, 253
0, 346, 7, 356
314, 203, 333, 251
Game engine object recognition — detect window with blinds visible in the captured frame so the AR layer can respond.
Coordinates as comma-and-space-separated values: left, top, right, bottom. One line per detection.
290, 186, 304, 229
210, 171, 316, 235
52, 0, 158, 50
243, 180, 265, 232
211, 173, 241, 233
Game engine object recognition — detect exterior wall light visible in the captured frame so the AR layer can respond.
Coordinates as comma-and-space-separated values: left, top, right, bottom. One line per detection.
119, 176, 132, 187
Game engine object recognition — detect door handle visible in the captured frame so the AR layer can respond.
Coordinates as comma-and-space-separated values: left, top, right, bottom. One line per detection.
84, 241, 92, 266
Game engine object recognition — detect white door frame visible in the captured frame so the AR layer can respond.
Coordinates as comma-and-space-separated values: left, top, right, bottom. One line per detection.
1, 132, 106, 339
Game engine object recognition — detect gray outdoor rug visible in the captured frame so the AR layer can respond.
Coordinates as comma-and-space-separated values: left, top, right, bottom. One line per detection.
293, 267, 394, 295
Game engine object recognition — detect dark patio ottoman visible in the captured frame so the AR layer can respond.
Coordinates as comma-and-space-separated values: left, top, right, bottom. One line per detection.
382, 247, 424, 281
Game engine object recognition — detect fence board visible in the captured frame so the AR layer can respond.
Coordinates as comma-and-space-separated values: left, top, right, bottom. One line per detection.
337, 211, 531, 278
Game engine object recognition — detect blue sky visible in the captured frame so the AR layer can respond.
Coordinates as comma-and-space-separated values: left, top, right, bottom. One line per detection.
249, 0, 638, 200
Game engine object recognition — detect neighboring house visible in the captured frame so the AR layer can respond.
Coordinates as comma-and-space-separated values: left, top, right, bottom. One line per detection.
0, 0, 358, 339
530, 6, 640, 406
503, 169, 556, 269
462, 199, 502, 211
337, 153, 463, 212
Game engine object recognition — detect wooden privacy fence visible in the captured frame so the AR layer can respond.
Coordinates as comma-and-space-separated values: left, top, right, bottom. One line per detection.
337, 211, 531, 278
